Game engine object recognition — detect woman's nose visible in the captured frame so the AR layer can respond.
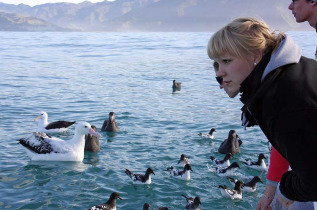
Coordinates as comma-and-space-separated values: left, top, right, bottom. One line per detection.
217, 65, 226, 77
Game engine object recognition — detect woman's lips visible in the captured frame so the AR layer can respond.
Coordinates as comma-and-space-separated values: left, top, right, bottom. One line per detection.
224, 81, 231, 85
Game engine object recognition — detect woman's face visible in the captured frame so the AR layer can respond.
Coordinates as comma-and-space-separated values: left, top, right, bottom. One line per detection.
213, 53, 255, 98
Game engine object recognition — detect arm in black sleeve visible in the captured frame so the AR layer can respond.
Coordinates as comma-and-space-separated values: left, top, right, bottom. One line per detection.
270, 109, 317, 201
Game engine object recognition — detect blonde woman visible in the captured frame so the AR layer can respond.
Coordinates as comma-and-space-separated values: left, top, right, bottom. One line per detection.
207, 17, 317, 209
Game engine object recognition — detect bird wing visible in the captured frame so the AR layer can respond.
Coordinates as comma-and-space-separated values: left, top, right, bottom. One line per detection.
45, 121, 75, 129
215, 159, 224, 164
18, 132, 55, 154
172, 169, 183, 176
133, 174, 145, 182
225, 189, 237, 197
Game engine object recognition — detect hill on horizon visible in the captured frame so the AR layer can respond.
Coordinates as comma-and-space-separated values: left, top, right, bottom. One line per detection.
0, 0, 313, 32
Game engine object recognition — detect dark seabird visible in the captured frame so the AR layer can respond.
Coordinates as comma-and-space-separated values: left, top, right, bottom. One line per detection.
242, 153, 267, 171
198, 128, 216, 139
218, 130, 241, 154
18, 122, 101, 162
218, 180, 243, 200
124, 167, 155, 184
172, 80, 182, 92
101, 112, 119, 132
166, 164, 193, 181
143, 203, 150, 210
210, 153, 233, 167
157, 207, 169, 210
34, 111, 76, 133
177, 154, 190, 166
88, 192, 122, 210
85, 125, 100, 152
216, 162, 240, 177
183, 195, 201, 210
227, 176, 263, 192
182, 194, 194, 203
143, 203, 168, 210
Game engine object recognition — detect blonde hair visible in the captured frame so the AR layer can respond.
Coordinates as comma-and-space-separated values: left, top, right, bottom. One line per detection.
207, 17, 284, 59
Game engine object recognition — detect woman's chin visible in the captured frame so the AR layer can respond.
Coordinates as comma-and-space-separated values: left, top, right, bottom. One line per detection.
225, 89, 239, 98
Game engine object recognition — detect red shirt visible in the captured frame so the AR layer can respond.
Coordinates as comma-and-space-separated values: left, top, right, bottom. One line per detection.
267, 146, 289, 182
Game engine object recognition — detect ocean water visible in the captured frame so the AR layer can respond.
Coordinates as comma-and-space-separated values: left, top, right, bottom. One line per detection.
0, 31, 315, 210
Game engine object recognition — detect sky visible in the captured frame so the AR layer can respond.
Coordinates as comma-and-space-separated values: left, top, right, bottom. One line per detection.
0, 0, 116, 6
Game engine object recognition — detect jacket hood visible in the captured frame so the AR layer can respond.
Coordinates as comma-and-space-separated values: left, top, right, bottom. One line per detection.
261, 34, 302, 82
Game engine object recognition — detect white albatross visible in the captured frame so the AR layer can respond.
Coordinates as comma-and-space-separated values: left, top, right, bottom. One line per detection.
34, 111, 76, 133
18, 121, 101, 162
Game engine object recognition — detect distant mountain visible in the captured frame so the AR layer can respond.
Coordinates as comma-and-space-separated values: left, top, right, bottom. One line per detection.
0, 11, 70, 31
0, 0, 312, 32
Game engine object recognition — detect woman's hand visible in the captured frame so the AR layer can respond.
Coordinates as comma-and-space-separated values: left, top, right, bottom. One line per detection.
257, 194, 273, 210
256, 184, 276, 210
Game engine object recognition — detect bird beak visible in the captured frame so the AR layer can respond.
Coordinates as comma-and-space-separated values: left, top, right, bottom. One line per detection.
118, 196, 122, 200
89, 128, 102, 138
34, 115, 41, 122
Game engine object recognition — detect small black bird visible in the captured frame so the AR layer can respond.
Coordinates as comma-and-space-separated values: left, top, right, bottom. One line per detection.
210, 153, 233, 167
85, 125, 100, 152
198, 128, 216, 139
101, 112, 119, 132
241, 153, 267, 171
172, 80, 182, 91
227, 176, 263, 192
88, 192, 122, 210
218, 180, 243, 200
125, 167, 155, 184
218, 130, 241, 154
216, 162, 240, 177
177, 154, 190, 166
183, 195, 201, 210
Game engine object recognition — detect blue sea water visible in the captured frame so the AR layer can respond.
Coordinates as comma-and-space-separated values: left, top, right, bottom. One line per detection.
0, 31, 316, 210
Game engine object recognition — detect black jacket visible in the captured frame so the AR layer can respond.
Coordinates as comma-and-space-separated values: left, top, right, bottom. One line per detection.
240, 52, 317, 201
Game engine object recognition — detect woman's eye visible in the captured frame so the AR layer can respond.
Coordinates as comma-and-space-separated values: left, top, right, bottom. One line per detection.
223, 59, 231, 64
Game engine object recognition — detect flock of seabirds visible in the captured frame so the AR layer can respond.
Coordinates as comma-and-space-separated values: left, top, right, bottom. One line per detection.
17, 80, 268, 210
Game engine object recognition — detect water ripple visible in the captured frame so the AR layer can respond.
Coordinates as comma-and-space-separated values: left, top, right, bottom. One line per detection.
0, 31, 315, 209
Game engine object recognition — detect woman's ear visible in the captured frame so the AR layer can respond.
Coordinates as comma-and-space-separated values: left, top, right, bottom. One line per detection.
254, 50, 263, 64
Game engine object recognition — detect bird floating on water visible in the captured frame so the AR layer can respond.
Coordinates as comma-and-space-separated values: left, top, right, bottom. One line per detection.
216, 162, 240, 177
227, 176, 263, 192
143, 203, 169, 210
34, 111, 76, 133
210, 153, 233, 168
172, 80, 182, 92
198, 128, 216, 139
177, 154, 190, 166
18, 121, 101, 162
166, 163, 192, 181
182, 194, 201, 210
101, 112, 119, 132
218, 130, 242, 154
218, 180, 243, 200
85, 125, 100, 152
88, 192, 122, 210
241, 153, 267, 171
124, 167, 155, 184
